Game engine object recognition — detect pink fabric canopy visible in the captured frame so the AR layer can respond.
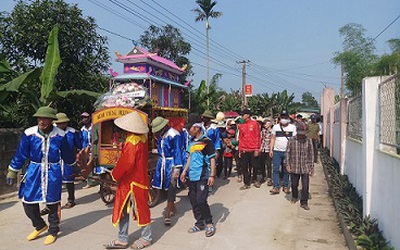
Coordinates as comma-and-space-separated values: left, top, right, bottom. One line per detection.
224, 111, 239, 118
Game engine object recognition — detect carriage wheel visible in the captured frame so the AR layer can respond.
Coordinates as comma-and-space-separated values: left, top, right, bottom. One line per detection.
100, 173, 116, 204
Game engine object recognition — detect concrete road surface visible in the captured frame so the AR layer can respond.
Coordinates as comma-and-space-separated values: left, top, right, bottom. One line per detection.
0, 162, 347, 250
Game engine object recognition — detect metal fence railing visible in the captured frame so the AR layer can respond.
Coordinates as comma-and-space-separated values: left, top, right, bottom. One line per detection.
379, 73, 400, 153
347, 94, 363, 141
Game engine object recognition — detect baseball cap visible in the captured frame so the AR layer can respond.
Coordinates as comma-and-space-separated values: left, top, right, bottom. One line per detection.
185, 113, 202, 130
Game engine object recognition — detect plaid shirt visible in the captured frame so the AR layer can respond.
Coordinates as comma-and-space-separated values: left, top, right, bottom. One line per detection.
286, 136, 314, 174
260, 128, 272, 153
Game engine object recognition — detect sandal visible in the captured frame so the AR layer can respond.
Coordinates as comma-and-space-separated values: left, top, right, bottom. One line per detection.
130, 238, 151, 249
103, 240, 128, 249
187, 226, 203, 233
205, 225, 216, 237
164, 217, 171, 226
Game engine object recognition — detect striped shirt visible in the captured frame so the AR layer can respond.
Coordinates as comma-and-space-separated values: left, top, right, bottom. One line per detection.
260, 128, 272, 153
286, 137, 314, 174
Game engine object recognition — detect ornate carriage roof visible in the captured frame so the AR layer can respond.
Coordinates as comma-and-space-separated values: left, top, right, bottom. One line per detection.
116, 46, 184, 74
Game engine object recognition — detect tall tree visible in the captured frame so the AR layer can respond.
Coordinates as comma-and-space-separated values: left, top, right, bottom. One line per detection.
139, 24, 192, 81
301, 91, 319, 108
0, 0, 110, 125
0, 25, 101, 128
373, 38, 400, 75
192, 0, 222, 107
332, 23, 377, 95
189, 73, 223, 114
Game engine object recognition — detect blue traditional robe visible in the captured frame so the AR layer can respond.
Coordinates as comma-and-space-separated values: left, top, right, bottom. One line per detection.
180, 128, 189, 168
204, 123, 221, 151
152, 127, 183, 190
80, 125, 92, 149
9, 126, 75, 204
62, 126, 82, 183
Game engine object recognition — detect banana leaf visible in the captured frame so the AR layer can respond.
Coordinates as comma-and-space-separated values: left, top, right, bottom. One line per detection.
39, 25, 61, 105
0, 59, 12, 73
0, 68, 41, 102
57, 89, 102, 99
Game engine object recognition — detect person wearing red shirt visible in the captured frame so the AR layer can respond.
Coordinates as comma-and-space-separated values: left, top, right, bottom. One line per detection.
238, 109, 261, 190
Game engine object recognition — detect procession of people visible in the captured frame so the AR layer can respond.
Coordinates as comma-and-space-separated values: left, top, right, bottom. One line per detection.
6, 106, 320, 248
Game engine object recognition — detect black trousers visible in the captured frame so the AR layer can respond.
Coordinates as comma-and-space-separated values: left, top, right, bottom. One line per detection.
234, 151, 242, 176
216, 149, 223, 178
23, 202, 60, 235
311, 139, 319, 162
66, 183, 75, 202
223, 157, 233, 177
241, 151, 259, 186
259, 152, 272, 179
188, 178, 213, 228
290, 174, 310, 205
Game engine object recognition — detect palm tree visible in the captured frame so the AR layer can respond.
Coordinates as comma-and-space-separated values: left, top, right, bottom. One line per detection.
192, 0, 222, 108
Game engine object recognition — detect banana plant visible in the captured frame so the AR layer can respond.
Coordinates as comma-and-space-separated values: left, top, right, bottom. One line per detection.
0, 25, 101, 116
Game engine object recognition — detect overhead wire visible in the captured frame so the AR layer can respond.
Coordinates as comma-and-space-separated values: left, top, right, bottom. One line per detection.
89, 0, 332, 96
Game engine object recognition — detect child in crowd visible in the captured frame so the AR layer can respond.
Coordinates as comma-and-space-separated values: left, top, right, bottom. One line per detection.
222, 129, 236, 179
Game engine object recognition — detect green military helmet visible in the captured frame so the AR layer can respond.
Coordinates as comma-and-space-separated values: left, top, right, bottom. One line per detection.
54, 113, 70, 123
33, 106, 57, 120
151, 116, 169, 133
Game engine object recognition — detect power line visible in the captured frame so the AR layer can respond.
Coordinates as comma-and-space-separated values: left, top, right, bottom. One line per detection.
372, 13, 400, 42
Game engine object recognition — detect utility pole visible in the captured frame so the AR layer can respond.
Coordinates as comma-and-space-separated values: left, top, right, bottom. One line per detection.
340, 63, 344, 98
237, 60, 250, 109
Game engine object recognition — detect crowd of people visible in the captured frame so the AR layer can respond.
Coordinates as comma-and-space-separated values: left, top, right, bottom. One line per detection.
6, 106, 323, 248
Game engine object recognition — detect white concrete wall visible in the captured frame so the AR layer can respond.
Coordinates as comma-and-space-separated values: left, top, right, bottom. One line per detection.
326, 76, 400, 249
343, 138, 364, 195
370, 150, 400, 248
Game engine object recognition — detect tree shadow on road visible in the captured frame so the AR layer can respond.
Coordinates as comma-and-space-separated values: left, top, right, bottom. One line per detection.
128, 190, 193, 243
59, 208, 112, 238
0, 200, 18, 212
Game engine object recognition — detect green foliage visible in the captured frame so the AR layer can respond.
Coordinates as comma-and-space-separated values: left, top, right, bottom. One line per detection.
39, 25, 61, 105
301, 91, 319, 108
0, 0, 110, 127
321, 149, 393, 250
193, 0, 223, 25
139, 24, 192, 82
332, 23, 377, 95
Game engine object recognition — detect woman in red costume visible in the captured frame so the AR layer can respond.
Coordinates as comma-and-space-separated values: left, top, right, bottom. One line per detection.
104, 111, 152, 249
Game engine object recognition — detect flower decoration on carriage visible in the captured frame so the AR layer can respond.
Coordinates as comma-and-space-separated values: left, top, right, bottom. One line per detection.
95, 82, 150, 109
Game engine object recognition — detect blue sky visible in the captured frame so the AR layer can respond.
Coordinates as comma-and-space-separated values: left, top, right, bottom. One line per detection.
2, 0, 400, 102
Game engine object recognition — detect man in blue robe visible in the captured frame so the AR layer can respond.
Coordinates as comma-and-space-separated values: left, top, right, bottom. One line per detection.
151, 116, 183, 226
6, 106, 75, 245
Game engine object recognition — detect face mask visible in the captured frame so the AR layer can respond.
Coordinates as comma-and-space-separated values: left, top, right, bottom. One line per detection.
280, 119, 289, 125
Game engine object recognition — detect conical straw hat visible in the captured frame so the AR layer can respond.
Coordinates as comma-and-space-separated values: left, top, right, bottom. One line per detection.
114, 111, 149, 134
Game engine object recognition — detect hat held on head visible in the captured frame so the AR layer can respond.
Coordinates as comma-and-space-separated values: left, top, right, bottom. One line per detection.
54, 113, 70, 123
151, 116, 169, 133
212, 111, 225, 123
296, 121, 308, 135
33, 106, 57, 120
202, 110, 214, 119
114, 111, 149, 134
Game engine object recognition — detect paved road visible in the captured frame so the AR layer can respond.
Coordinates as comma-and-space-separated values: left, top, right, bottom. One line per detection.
0, 161, 347, 250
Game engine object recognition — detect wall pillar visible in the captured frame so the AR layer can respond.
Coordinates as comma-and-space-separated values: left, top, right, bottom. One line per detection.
339, 98, 348, 174
362, 76, 386, 216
